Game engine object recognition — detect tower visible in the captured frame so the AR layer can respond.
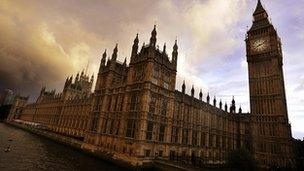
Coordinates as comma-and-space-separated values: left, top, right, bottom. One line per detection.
246, 0, 293, 167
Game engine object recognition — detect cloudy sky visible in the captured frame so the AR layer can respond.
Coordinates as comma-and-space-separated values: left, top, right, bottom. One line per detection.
0, 0, 303, 138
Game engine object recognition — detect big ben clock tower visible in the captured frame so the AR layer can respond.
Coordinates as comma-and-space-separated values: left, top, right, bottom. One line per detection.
246, 0, 294, 168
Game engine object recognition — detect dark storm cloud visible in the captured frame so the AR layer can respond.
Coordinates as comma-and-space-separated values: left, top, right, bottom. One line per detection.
1, 0, 304, 138
0, 2, 72, 98
0, 0, 248, 99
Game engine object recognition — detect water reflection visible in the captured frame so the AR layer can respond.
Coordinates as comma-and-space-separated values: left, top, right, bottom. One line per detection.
0, 123, 122, 171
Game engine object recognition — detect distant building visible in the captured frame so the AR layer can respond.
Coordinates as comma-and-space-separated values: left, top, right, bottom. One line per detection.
0, 89, 14, 106
10, 0, 294, 169
8, 71, 94, 139
0, 89, 14, 120
7, 95, 29, 121
0, 89, 29, 120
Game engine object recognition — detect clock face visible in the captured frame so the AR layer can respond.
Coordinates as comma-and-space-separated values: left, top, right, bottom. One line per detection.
251, 38, 268, 53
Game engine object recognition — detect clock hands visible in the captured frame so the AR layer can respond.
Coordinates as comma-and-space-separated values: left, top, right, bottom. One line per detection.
255, 40, 265, 49
256, 43, 263, 47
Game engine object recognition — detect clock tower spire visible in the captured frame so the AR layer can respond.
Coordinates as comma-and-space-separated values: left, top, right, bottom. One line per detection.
246, 0, 294, 168
253, 0, 267, 18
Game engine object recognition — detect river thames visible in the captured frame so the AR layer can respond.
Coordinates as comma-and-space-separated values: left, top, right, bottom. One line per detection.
0, 123, 122, 171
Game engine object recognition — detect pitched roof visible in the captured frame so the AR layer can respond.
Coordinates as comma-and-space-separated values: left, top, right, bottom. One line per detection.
253, 0, 266, 15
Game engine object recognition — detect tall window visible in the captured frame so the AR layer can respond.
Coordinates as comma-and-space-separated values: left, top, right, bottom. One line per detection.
163, 71, 170, 89
222, 137, 226, 149
126, 92, 139, 138
173, 103, 178, 119
108, 96, 112, 111
216, 135, 220, 148
148, 94, 157, 118
102, 119, 108, 133
114, 96, 118, 111
130, 93, 139, 111
120, 95, 124, 111
182, 128, 188, 144
146, 121, 153, 140
201, 132, 206, 147
152, 65, 159, 85
159, 124, 166, 142
134, 65, 143, 81
171, 127, 178, 143
192, 130, 197, 146
161, 99, 167, 116
115, 120, 120, 135
209, 134, 213, 147
94, 96, 101, 111
126, 113, 136, 138
109, 119, 114, 134
90, 112, 99, 132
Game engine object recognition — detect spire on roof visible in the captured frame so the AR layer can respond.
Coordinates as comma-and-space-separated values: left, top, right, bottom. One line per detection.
134, 33, 139, 44
191, 85, 195, 97
253, 0, 266, 15
182, 80, 186, 94
123, 57, 127, 66
85, 60, 89, 75
102, 49, 107, 58
219, 100, 223, 110
172, 39, 178, 66
173, 39, 178, 51
150, 25, 157, 47
249, 0, 270, 31
90, 74, 94, 82
112, 43, 118, 61
163, 43, 166, 54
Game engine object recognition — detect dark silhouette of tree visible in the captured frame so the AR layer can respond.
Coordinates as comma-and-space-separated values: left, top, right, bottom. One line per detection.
226, 147, 258, 171
294, 139, 304, 170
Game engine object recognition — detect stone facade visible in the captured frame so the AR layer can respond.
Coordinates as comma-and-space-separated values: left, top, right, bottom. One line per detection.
11, 71, 94, 139
7, 95, 29, 121
10, 0, 294, 168
245, 0, 294, 167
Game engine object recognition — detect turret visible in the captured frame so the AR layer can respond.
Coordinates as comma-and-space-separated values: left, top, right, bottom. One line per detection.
182, 81, 186, 94
239, 106, 242, 114
69, 75, 73, 83
230, 96, 236, 113
64, 77, 69, 88
207, 93, 210, 104
131, 34, 139, 58
191, 85, 194, 97
75, 72, 79, 82
51, 89, 56, 95
225, 102, 228, 112
111, 44, 118, 61
99, 49, 107, 73
172, 40, 178, 67
199, 89, 203, 100
90, 74, 94, 83
150, 25, 157, 47
40, 86, 46, 94
163, 43, 166, 54
123, 57, 127, 66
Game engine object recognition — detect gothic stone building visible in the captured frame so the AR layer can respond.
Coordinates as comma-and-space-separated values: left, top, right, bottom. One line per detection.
10, 71, 94, 139
10, 0, 294, 168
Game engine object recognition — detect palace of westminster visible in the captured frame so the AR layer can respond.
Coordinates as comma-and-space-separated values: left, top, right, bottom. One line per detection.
7, 0, 295, 168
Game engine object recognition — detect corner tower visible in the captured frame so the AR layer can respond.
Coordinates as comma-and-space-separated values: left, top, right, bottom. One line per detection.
246, 0, 293, 167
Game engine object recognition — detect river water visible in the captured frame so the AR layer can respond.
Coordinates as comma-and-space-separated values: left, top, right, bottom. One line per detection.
0, 123, 122, 171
